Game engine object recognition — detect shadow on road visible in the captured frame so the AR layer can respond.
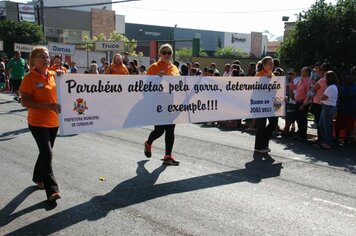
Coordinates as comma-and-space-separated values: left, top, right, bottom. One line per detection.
3, 159, 282, 235
0, 108, 27, 115
0, 128, 29, 141
274, 136, 356, 174
0, 187, 57, 227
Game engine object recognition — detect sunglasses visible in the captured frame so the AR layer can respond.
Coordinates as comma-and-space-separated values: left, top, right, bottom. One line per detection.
161, 51, 172, 56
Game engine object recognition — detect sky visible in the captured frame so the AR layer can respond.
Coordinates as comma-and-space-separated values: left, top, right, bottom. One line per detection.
13, 0, 337, 39
113, 0, 337, 39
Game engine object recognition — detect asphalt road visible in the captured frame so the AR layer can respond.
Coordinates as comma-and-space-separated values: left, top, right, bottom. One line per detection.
1, 92, 355, 236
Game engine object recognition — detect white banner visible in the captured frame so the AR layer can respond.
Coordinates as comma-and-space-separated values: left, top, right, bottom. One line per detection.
19, 13, 35, 22
14, 43, 37, 53
57, 74, 286, 135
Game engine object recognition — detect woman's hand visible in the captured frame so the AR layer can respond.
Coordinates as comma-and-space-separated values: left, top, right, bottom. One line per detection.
49, 103, 61, 113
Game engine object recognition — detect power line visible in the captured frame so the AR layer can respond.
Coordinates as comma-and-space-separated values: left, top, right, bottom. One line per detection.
0, 0, 140, 11
43, 0, 140, 9
117, 5, 308, 14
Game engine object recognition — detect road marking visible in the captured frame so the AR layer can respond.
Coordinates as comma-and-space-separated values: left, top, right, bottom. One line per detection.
313, 198, 356, 212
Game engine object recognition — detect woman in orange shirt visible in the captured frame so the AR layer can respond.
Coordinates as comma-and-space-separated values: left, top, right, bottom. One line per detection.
20, 46, 61, 202
105, 53, 129, 75
144, 44, 180, 165
49, 55, 68, 74
254, 56, 278, 154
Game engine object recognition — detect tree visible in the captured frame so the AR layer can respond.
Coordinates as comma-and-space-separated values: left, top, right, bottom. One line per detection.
214, 47, 248, 58
84, 32, 139, 56
278, 0, 356, 71
175, 47, 207, 62
0, 20, 44, 56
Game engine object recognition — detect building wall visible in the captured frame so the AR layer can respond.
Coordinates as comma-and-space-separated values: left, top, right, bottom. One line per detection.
125, 23, 224, 52
45, 8, 91, 30
44, 8, 91, 43
115, 14, 125, 34
36, 0, 112, 12
91, 8, 115, 38
224, 33, 252, 53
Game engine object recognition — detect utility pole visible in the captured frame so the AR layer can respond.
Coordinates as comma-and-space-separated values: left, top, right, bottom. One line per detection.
39, 0, 45, 42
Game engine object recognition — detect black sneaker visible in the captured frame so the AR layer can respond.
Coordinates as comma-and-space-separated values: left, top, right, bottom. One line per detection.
161, 155, 180, 166
13, 96, 18, 101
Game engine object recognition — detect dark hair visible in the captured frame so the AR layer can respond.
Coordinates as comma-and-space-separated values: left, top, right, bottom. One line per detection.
325, 71, 338, 86
232, 69, 240, 77
232, 60, 241, 65
173, 61, 180, 68
181, 64, 189, 75
321, 62, 333, 72
273, 58, 280, 67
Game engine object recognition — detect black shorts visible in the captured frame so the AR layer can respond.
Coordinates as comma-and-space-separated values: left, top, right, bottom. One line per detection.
10, 79, 22, 91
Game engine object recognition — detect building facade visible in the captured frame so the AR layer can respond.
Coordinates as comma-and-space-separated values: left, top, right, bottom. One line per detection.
1, 0, 269, 58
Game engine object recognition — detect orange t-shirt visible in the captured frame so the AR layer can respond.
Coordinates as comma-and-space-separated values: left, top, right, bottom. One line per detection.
20, 69, 59, 127
256, 70, 270, 77
106, 63, 129, 75
49, 64, 68, 74
147, 61, 180, 76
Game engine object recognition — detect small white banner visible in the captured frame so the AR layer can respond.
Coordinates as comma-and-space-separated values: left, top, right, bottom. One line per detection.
14, 43, 37, 53
0, 40, 3, 51
19, 13, 35, 22
57, 74, 286, 135
95, 41, 125, 52
48, 42, 75, 55
18, 3, 35, 13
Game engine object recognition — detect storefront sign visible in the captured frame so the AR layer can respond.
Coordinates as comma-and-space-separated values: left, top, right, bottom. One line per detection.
48, 42, 75, 55
95, 41, 125, 52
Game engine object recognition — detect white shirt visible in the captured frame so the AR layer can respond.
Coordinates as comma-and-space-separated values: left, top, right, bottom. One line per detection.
223, 71, 232, 77
322, 84, 338, 106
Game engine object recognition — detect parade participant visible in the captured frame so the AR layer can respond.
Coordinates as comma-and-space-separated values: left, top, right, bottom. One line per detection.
293, 67, 312, 141
6, 51, 28, 102
20, 46, 61, 202
49, 55, 68, 74
318, 71, 338, 149
105, 53, 129, 75
144, 43, 180, 165
254, 56, 278, 153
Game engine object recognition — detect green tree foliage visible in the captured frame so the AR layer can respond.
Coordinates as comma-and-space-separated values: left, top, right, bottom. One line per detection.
278, 0, 356, 71
175, 47, 207, 62
0, 20, 44, 56
214, 47, 248, 58
84, 32, 139, 56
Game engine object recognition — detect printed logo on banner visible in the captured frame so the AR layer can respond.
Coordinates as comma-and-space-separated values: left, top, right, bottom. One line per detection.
73, 98, 88, 115
273, 97, 282, 111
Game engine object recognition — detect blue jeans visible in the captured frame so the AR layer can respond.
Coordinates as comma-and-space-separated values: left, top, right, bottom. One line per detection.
319, 104, 336, 145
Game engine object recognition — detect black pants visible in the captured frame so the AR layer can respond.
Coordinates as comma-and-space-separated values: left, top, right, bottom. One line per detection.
295, 103, 310, 139
147, 124, 175, 155
254, 117, 278, 149
312, 103, 322, 141
29, 125, 59, 198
